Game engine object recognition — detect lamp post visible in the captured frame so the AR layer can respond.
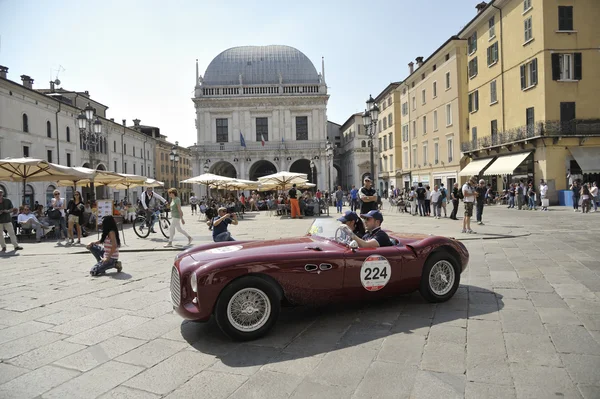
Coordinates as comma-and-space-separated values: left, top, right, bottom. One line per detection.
203, 160, 210, 199
77, 102, 103, 202
363, 95, 379, 191
169, 141, 180, 191
309, 159, 315, 192
326, 139, 333, 193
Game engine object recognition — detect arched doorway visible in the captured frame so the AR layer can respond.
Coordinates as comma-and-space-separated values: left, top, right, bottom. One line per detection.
24, 184, 34, 206
249, 160, 277, 181
210, 161, 237, 178
290, 159, 317, 190
95, 164, 107, 200
332, 164, 342, 190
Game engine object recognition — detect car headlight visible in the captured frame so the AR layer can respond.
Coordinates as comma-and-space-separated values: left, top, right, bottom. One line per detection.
190, 272, 198, 293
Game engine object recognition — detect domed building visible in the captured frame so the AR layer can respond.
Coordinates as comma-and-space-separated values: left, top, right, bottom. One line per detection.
192, 45, 330, 188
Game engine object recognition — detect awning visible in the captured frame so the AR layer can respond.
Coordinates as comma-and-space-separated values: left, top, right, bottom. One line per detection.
482, 152, 532, 176
569, 147, 600, 173
458, 158, 495, 176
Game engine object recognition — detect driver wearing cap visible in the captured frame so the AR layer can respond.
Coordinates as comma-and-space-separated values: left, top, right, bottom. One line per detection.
337, 210, 366, 237
343, 210, 392, 248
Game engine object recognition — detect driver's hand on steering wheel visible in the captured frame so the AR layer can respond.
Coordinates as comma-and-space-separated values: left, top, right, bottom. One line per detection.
339, 224, 353, 238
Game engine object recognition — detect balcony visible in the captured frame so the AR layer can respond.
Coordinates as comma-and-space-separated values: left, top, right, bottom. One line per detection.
198, 141, 324, 152
461, 119, 600, 153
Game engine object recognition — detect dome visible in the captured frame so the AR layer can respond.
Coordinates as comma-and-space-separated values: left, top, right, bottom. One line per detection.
202, 45, 320, 86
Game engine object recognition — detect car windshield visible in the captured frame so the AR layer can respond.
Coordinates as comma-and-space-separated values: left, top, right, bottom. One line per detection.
307, 218, 351, 245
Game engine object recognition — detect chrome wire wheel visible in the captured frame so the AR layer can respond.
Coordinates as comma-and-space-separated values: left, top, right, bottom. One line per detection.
226, 287, 271, 332
428, 260, 455, 296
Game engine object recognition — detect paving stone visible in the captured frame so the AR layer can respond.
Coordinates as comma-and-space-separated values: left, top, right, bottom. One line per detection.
565, 298, 600, 315
577, 314, 600, 331
133, 301, 173, 319
0, 307, 60, 327
37, 306, 96, 325
99, 386, 161, 399
353, 361, 418, 399
337, 324, 389, 350
431, 309, 467, 328
65, 315, 150, 346
229, 370, 303, 399
495, 289, 528, 299
578, 385, 600, 399
546, 324, 600, 355
208, 344, 280, 376
529, 292, 569, 308
537, 307, 583, 326
468, 303, 499, 321
305, 345, 378, 389
0, 320, 52, 345
554, 283, 597, 300
123, 351, 216, 395
120, 313, 190, 341
466, 320, 512, 386
261, 352, 322, 377
8, 339, 86, 370
521, 278, 555, 293
427, 325, 466, 345
290, 380, 356, 399
500, 298, 536, 312
410, 370, 465, 399
390, 316, 431, 336
0, 365, 79, 399
42, 361, 143, 399
376, 333, 426, 366
115, 338, 188, 368
421, 341, 465, 374
54, 336, 147, 372
465, 382, 516, 399
504, 333, 561, 366
164, 371, 247, 399
510, 363, 581, 399
0, 363, 28, 385
561, 354, 600, 385
500, 309, 546, 335
48, 309, 130, 336
0, 331, 66, 360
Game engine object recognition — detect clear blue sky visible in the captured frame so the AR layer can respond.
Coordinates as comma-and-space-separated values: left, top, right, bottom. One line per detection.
0, 0, 476, 147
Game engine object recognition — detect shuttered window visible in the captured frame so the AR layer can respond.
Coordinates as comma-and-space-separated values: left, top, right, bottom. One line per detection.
558, 6, 573, 31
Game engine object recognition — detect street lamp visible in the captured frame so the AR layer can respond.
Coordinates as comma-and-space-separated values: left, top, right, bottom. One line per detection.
326, 139, 333, 193
309, 159, 315, 192
77, 102, 103, 202
363, 94, 379, 191
169, 141, 180, 190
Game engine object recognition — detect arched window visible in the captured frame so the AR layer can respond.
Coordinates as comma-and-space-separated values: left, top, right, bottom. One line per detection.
361, 140, 366, 148
22, 114, 29, 132
66, 127, 71, 142
65, 187, 74, 201
46, 185, 56, 206
24, 184, 34, 206
47, 121, 52, 138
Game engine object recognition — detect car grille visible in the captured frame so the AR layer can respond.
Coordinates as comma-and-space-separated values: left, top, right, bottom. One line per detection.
170, 266, 181, 307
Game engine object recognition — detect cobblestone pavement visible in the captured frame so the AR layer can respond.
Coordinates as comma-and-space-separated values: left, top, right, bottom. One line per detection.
0, 204, 599, 398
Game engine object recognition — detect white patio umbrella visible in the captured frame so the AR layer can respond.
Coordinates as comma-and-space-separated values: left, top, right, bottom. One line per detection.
257, 171, 308, 190
54, 167, 123, 188
182, 173, 237, 196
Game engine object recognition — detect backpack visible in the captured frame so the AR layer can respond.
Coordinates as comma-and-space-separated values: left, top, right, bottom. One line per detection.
457, 188, 464, 200
441, 188, 447, 200
47, 208, 61, 220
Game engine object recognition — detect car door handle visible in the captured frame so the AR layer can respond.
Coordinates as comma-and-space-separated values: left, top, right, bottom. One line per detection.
305, 264, 318, 272
319, 263, 333, 271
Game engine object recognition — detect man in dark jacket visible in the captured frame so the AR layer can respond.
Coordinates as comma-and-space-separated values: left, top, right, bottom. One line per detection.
475, 179, 487, 225
450, 183, 460, 220
359, 177, 378, 214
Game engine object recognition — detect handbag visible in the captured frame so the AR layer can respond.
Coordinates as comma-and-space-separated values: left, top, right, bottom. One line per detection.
47, 208, 61, 220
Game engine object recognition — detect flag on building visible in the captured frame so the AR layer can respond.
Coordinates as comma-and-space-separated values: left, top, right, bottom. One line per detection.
240, 131, 246, 148
261, 134, 266, 146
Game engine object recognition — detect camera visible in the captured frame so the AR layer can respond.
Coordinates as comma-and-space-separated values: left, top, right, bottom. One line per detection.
226, 206, 236, 214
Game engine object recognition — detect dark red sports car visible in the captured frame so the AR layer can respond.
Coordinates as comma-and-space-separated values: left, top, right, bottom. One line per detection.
171, 219, 469, 341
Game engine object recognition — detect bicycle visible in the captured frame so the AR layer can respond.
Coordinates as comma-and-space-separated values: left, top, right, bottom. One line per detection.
133, 206, 170, 239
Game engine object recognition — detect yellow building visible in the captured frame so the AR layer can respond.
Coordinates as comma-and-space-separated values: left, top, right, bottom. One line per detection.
458, 0, 600, 202
399, 37, 469, 190
374, 82, 402, 195
155, 138, 193, 203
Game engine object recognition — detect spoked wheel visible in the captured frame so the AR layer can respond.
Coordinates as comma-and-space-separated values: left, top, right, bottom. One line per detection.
159, 216, 170, 238
419, 251, 460, 303
133, 216, 150, 238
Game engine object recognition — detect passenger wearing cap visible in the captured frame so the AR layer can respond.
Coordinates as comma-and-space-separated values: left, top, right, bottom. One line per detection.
337, 210, 365, 237
341, 210, 392, 248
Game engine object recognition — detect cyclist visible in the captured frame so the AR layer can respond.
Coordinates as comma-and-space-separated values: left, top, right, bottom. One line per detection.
140, 187, 167, 233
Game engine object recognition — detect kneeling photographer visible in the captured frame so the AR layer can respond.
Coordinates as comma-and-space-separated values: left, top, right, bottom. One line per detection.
212, 207, 238, 242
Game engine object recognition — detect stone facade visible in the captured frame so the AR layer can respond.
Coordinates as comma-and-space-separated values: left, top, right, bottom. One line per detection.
337, 113, 375, 190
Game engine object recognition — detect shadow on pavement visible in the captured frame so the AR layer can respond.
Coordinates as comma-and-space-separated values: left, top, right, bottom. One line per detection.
180, 286, 503, 368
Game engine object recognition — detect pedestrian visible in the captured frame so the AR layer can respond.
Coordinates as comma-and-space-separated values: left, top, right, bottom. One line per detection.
350, 185, 359, 212
540, 180, 549, 211
440, 183, 448, 217
86, 215, 122, 276
425, 185, 432, 216
450, 183, 460, 220
212, 207, 238, 242
416, 183, 426, 216
409, 186, 418, 216
571, 181, 580, 212
289, 184, 302, 218
462, 177, 477, 234
66, 191, 85, 245
189, 192, 198, 215
516, 182, 524, 210
591, 182, 598, 213
359, 177, 378, 214
508, 184, 516, 208
50, 189, 68, 242
0, 189, 23, 252
164, 188, 193, 247
430, 185, 442, 219
527, 184, 537, 210
475, 179, 486, 225
581, 184, 592, 214
335, 186, 344, 213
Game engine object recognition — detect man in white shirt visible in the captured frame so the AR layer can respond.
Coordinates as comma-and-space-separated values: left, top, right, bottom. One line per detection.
539, 180, 549, 211
462, 176, 478, 234
140, 187, 167, 233
430, 185, 442, 219
591, 182, 598, 213
17, 205, 52, 242
189, 193, 199, 215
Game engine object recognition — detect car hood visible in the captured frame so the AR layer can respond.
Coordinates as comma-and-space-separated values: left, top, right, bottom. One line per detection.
184, 236, 342, 264
387, 232, 432, 245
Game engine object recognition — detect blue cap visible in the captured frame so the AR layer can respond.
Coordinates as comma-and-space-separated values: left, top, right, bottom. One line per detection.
337, 210, 359, 223
360, 210, 384, 221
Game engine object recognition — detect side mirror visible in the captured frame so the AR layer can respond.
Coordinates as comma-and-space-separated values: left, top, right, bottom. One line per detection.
349, 240, 358, 250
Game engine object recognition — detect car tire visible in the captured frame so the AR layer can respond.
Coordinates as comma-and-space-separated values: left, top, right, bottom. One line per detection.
214, 276, 281, 341
419, 251, 461, 303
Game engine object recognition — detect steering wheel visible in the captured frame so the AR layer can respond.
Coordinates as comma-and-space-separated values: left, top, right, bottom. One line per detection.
335, 226, 352, 245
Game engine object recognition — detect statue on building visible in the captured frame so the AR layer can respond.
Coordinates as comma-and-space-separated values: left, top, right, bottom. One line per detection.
278, 72, 283, 85
239, 73, 243, 85
197, 75, 203, 84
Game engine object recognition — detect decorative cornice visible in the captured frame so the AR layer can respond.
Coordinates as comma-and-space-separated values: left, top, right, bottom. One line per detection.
193, 96, 328, 109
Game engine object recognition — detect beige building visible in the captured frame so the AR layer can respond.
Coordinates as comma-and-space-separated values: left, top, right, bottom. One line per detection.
338, 113, 374, 189
155, 138, 193, 204
458, 0, 600, 201
399, 37, 469, 190
374, 83, 402, 195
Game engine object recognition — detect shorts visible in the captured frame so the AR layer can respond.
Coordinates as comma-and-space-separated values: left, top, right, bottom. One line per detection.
68, 215, 80, 224
191, 204, 197, 211
463, 202, 474, 217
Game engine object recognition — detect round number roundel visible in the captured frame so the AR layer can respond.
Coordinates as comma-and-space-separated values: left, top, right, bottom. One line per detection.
360, 255, 392, 292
